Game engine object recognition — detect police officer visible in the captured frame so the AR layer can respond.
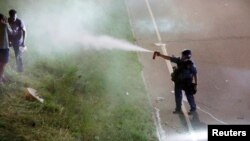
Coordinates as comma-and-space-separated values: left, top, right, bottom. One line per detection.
154, 49, 198, 115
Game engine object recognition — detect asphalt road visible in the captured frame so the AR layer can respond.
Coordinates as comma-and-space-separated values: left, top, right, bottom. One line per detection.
126, 0, 250, 140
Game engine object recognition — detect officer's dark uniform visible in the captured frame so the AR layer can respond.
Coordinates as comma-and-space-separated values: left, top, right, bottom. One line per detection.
170, 56, 197, 113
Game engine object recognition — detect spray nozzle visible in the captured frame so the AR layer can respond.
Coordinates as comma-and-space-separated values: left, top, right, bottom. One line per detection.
153, 51, 160, 59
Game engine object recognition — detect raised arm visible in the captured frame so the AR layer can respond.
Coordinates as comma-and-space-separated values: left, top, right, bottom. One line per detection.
158, 53, 172, 60
153, 51, 172, 60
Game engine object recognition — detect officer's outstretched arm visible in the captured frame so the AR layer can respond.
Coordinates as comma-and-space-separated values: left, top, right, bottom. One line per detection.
158, 53, 171, 60
154, 51, 172, 60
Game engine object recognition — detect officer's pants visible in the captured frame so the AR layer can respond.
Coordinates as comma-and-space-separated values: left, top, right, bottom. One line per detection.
174, 83, 196, 111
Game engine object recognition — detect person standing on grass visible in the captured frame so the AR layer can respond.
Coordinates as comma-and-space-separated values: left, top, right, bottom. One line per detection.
0, 13, 12, 84
8, 9, 26, 72
153, 49, 198, 115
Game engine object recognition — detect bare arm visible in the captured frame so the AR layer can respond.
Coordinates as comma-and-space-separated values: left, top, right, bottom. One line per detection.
22, 29, 26, 46
6, 23, 13, 34
20, 20, 26, 47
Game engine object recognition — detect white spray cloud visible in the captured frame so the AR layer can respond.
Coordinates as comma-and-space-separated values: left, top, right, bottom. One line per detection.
24, 0, 151, 53
55, 32, 152, 52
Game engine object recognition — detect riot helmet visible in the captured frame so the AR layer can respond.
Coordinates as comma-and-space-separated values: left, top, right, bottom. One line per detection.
181, 49, 192, 59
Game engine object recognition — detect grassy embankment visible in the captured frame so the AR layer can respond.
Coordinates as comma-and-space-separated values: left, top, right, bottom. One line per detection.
0, 0, 156, 141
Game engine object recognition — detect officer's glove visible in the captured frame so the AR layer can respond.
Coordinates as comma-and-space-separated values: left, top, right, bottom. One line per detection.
194, 84, 197, 93
156, 52, 160, 56
191, 83, 197, 95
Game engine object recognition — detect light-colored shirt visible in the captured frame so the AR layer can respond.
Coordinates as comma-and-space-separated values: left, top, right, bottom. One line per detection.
8, 18, 26, 46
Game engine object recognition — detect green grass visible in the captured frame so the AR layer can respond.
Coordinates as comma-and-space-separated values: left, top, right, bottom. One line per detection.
0, 0, 157, 141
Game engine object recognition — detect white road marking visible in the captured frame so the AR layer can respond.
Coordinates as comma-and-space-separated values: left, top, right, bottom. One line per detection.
144, 0, 197, 140
126, 0, 228, 140
124, 0, 136, 39
125, 1, 163, 139
155, 107, 167, 141
141, 71, 163, 141
144, 0, 162, 42
160, 44, 174, 73
197, 106, 228, 124
154, 43, 174, 73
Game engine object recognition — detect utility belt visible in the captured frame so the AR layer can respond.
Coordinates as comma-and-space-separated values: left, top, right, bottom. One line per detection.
175, 80, 197, 95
